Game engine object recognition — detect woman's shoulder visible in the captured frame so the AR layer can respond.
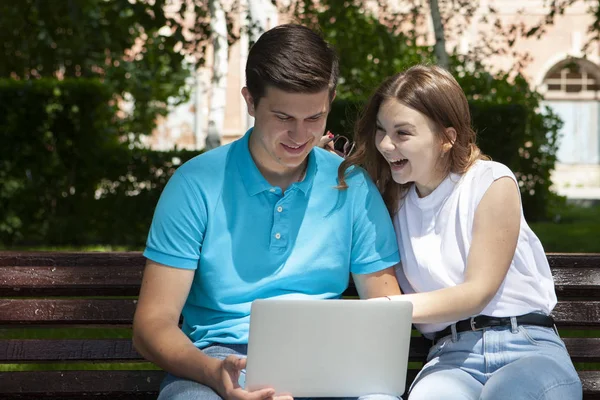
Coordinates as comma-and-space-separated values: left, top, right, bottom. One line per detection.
464, 159, 516, 182
458, 160, 520, 206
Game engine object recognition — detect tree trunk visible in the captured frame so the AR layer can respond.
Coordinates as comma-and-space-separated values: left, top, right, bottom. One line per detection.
206, 0, 229, 150
248, 0, 279, 40
239, 0, 253, 132
429, 0, 450, 70
194, 68, 209, 149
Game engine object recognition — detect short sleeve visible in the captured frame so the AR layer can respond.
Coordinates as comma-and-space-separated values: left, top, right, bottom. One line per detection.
472, 161, 519, 209
349, 170, 400, 275
143, 170, 208, 270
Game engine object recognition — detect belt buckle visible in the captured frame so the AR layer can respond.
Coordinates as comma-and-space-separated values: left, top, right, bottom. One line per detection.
470, 317, 485, 331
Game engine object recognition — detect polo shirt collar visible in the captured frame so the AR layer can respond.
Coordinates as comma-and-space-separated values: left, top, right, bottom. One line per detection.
235, 128, 318, 196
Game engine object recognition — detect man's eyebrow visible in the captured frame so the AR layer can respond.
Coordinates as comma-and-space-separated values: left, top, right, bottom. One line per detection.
307, 111, 326, 119
271, 110, 326, 119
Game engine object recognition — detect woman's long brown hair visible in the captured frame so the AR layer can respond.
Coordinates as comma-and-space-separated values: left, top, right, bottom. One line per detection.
337, 65, 489, 215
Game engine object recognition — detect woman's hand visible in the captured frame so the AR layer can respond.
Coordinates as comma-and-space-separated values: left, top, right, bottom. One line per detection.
318, 131, 335, 153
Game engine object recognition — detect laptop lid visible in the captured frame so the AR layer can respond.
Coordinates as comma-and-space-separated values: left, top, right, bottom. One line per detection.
245, 299, 413, 397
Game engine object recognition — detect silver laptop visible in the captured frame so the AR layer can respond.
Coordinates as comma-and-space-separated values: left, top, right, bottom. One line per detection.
245, 299, 413, 398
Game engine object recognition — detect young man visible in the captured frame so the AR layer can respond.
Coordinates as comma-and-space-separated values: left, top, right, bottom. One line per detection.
132, 24, 401, 400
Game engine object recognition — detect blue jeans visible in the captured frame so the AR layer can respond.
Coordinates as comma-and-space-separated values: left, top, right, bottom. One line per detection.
408, 323, 582, 399
158, 344, 399, 400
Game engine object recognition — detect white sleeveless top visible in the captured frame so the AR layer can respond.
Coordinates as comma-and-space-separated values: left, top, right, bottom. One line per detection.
394, 160, 557, 335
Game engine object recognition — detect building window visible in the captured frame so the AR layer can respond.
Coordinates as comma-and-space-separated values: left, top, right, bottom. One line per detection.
543, 58, 600, 99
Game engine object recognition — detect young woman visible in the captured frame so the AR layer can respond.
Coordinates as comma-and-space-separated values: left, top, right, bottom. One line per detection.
338, 65, 582, 399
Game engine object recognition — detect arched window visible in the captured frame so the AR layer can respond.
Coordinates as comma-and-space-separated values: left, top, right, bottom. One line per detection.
541, 57, 600, 169
543, 58, 600, 99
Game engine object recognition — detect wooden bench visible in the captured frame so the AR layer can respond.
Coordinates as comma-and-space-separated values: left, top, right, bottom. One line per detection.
0, 252, 599, 399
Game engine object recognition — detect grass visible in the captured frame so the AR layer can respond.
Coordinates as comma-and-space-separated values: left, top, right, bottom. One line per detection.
529, 203, 600, 253
0, 245, 142, 252
1, 362, 158, 372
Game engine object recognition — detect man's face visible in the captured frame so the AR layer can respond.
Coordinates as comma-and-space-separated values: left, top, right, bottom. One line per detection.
243, 86, 332, 173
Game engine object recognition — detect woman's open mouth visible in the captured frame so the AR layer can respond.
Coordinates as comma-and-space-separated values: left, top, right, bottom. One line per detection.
390, 158, 408, 170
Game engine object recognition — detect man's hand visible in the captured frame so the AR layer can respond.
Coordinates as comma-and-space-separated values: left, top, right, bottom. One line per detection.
215, 356, 293, 400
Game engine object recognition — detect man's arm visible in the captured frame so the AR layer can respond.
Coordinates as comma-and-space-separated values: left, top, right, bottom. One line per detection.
132, 260, 214, 384
132, 260, 275, 400
352, 266, 401, 299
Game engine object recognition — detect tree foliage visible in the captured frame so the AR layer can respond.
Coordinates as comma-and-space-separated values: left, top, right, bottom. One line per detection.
0, 0, 212, 137
287, 0, 433, 101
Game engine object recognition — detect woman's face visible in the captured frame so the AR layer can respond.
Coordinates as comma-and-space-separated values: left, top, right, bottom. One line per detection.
375, 99, 448, 197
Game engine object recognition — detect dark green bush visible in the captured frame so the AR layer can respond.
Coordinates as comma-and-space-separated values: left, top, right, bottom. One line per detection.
0, 78, 198, 246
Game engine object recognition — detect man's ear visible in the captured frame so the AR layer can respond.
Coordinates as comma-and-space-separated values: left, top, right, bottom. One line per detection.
329, 90, 337, 107
241, 87, 256, 117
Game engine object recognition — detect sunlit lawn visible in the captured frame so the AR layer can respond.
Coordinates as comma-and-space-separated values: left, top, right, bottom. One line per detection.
530, 204, 600, 253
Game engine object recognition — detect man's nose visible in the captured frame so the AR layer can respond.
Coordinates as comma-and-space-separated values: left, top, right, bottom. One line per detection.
289, 121, 309, 142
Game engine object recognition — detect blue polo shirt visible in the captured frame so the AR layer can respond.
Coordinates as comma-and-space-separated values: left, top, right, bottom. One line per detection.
144, 129, 399, 348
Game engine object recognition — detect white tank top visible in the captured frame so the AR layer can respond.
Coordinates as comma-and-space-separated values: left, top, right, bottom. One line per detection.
394, 160, 557, 335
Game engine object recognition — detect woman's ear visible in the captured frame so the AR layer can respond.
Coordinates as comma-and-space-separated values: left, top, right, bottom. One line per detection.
442, 127, 457, 153
445, 127, 457, 145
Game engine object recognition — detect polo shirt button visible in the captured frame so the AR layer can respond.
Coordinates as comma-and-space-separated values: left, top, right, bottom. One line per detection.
269, 188, 276, 193
277, 206, 283, 212
275, 233, 281, 240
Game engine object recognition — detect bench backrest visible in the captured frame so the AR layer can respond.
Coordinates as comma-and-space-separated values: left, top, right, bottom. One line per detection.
0, 252, 599, 399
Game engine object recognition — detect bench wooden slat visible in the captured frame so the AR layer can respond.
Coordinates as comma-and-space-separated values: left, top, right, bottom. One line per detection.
0, 394, 157, 400
0, 370, 597, 399
0, 266, 144, 297
0, 338, 427, 363
0, 370, 163, 396
581, 371, 600, 399
408, 337, 600, 364
2, 336, 598, 364
553, 267, 600, 299
4, 251, 597, 268
0, 339, 142, 362
2, 298, 598, 328
564, 338, 600, 363
0, 299, 137, 325
2, 265, 599, 299
548, 253, 600, 268
0, 252, 145, 267
553, 301, 600, 328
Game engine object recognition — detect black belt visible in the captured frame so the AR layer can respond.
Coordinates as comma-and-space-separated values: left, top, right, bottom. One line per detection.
433, 312, 555, 342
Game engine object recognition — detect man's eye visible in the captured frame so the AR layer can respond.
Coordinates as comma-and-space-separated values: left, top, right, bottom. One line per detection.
276, 115, 291, 121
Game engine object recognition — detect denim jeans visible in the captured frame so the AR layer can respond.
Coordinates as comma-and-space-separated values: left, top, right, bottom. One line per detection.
158, 344, 399, 400
408, 323, 582, 400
